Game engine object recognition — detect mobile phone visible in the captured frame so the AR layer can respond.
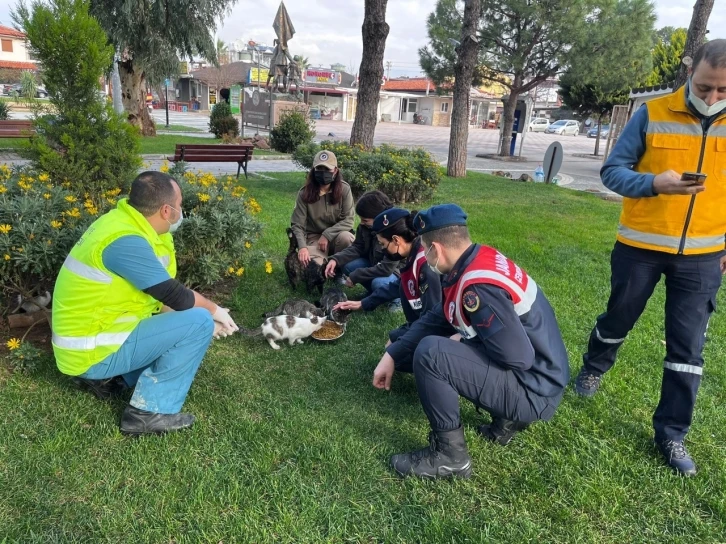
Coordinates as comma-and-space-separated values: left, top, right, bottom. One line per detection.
681, 172, 707, 184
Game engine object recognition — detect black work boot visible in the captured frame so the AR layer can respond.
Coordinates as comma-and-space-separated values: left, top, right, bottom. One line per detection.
477, 418, 530, 446
574, 367, 603, 397
72, 376, 129, 400
120, 405, 195, 436
390, 427, 473, 479
655, 439, 697, 477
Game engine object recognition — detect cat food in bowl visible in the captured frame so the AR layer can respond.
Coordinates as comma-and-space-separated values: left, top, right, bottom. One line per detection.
312, 320, 345, 341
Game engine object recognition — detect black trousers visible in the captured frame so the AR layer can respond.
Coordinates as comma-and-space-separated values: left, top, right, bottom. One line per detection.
584, 242, 723, 442
412, 337, 560, 432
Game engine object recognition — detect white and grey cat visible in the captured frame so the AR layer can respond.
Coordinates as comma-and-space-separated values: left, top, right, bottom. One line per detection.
240, 314, 327, 350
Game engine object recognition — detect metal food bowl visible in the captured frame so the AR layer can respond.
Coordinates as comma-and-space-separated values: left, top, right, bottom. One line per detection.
312, 320, 346, 341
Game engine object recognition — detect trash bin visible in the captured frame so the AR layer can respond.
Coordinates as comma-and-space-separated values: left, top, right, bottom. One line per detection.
182, 105, 188, 112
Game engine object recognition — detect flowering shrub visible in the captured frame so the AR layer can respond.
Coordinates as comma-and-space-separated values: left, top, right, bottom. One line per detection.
293, 140, 441, 203
0, 163, 263, 301
4, 337, 46, 374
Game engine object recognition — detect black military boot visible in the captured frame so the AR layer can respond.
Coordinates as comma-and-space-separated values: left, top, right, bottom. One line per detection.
655, 439, 697, 477
574, 367, 603, 397
120, 405, 195, 436
390, 427, 473, 479
477, 418, 530, 446
72, 376, 129, 400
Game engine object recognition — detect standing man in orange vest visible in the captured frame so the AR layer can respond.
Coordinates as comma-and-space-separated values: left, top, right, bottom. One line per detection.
575, 40, 726, 476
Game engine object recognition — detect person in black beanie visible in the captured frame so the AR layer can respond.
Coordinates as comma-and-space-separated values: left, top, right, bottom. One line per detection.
325, 191, 402, 310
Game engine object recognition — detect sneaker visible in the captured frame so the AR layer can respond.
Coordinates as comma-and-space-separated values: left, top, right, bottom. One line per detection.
656, 439, 697, 477
477, 418, 530, 446
120, 405, 196, 436
574, 367, 602, 397
72, 376, 129, 400
387, 300, 403, 313
390, 427, 473, 479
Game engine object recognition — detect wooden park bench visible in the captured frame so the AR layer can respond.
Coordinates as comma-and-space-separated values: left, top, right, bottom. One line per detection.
0, 120, 35, 138
166, 144, 254, 179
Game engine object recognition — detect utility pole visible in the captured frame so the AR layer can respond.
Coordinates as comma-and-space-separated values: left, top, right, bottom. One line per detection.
385, 60, 392, 81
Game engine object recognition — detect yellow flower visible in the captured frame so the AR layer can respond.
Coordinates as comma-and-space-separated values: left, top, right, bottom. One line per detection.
6, 338, 20, 350
106, 198, 117, 206
84, 199, 94, 208
197, 193, 210, 202
3, 254, 10, 260
0, 186, 6, 194
64, 195, 77, 203
86, 206, 98, 216
265, 260, 273, 274
245, 241, 251, 249
66, 208, 81, 218
50, 220, 62, 229
38, 173, 50, 182
160, 162, 170, 174
0, 224, 11, 234
236, 267, 245, 276
246, 197, 261, 214
43, 192, 51, 199
217, 196, 223, 201
46, 184, 52, 190
228, 266, 235, 274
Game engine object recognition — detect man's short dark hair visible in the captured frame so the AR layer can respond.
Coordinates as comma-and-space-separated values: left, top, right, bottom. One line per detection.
421, 225, 471, 249
355, 190, 393, 219
693, 39, 726, 70
129, 171, 178, 217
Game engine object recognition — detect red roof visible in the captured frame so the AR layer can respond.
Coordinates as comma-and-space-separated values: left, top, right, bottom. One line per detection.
0, 25, 26, 39
0, 60, 37, 70
382, 77, 436, 92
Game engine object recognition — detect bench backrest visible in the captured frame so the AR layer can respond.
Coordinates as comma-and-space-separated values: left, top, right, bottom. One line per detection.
171, 144, 254, 161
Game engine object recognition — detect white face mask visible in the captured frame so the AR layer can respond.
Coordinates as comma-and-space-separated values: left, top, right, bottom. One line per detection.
425, 244, 444, 275
688, 80, 726, 117
167, 206, 184, 234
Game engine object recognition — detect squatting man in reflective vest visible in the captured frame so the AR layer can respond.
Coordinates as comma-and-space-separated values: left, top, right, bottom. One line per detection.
52, 171, 239, 436
372, 204, 570, 479
575, 39, 726, 476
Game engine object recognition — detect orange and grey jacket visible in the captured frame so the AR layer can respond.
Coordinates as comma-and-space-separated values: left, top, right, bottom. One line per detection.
602, 85, 726, 255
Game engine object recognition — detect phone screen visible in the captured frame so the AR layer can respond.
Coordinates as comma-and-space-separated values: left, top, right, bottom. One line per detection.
681, 172, 707, 184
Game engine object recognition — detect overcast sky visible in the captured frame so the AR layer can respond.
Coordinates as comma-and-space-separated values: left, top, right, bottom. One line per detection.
1, 0, 724, 78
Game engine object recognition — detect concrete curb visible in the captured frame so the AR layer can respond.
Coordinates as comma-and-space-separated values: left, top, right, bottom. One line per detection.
572, 153, 605, 161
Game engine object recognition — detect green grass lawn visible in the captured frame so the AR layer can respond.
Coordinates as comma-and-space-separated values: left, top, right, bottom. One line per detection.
0, 135, 281, 156
1, 172, 725, 542
156, 125, 203, 133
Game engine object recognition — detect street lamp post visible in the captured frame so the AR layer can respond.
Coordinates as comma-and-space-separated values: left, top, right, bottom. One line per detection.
165, 79, 170, 128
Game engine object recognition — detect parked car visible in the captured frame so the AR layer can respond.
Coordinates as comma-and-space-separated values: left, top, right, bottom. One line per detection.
546, 119, 580, 136
587, 124, 610, 138
528, 118, 550, 132
7, 83, 48, 98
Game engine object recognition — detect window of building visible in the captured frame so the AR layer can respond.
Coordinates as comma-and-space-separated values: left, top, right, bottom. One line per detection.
1, 39, 13, 53
407, 98, 418, 113
441, 102, 450, 113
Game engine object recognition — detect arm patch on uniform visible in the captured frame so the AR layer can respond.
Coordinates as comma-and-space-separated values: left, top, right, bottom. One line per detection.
463, 290, 480, 312
472, 304, 505, 339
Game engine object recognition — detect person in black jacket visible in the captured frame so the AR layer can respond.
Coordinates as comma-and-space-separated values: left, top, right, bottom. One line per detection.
324, 191, 402, 309
334, 208, 441, 353
372, 204, 569, 480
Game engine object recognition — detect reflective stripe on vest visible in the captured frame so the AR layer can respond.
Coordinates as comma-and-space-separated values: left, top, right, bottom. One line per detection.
617, 225, 725, 251
63, 254, 112, 284
52, 331, 132, 350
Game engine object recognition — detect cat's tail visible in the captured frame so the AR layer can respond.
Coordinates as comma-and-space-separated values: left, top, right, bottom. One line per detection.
238, 326, 263, 336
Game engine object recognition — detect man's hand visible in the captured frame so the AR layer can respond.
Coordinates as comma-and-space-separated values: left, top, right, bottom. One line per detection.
373, 353, 395, 390
653, 170, 706, 196
325, 259, 337, 278
344, 277, 355, 288
449, 333, 462, 342
720, 254, 726, 275
298, 247, 310, 266
212, 306, 239, 333
213, 321, 233, 339
334, 300, 362, 312
318, 236, 329, 254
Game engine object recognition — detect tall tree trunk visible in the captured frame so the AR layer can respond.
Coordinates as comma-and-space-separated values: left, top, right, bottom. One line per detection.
498, 88, 520, 157
447, 0, 481, 178
350, 0, 389, 150
119, 59, 156, 136
674, 0, 715, 90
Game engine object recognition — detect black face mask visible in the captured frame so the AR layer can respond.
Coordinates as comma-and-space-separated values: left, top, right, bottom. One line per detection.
387, 252, 405, 261
314, 170, 335, 185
